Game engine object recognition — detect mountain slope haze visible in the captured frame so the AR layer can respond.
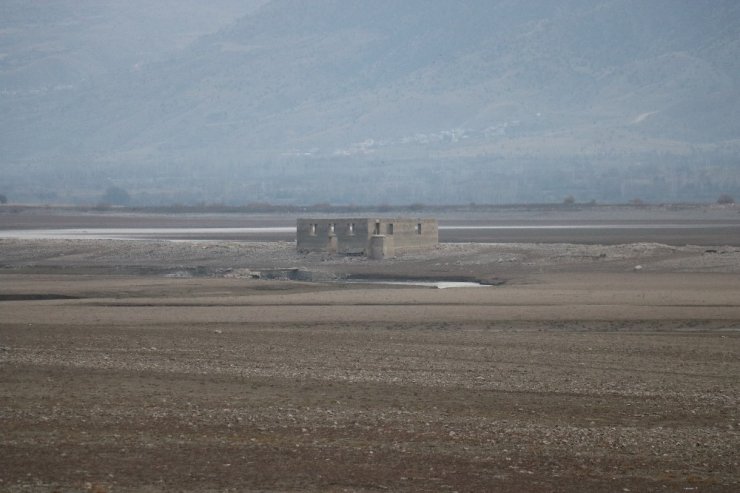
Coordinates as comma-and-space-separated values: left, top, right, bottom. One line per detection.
1, 0, 739, 204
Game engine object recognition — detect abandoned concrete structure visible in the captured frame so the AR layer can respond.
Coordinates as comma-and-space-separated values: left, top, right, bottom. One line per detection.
297, 218, 438, 259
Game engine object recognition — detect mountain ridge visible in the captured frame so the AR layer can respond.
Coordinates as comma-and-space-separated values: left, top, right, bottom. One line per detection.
1, 0, 739, 204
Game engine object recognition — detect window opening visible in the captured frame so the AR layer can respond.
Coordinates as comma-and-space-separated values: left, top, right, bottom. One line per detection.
348, 223, 355, 235
416, 223, 422, 234
310, 224, 317, 236
387, 223, 394, 235
373, 221, 380, 235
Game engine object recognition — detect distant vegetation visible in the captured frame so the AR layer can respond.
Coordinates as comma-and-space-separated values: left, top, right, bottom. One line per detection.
717, 194, 736, 205
100, 186, 131, 206
7, 201, 733, 217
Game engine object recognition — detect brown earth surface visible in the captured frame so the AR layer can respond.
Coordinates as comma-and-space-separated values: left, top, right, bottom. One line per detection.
1, 216, 739, 492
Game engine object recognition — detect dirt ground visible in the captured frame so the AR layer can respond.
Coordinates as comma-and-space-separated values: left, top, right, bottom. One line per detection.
1, 213, 739, 492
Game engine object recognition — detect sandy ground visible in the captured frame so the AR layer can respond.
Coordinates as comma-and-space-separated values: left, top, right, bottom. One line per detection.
2, 237, 740, 280
1, 220, 739, 491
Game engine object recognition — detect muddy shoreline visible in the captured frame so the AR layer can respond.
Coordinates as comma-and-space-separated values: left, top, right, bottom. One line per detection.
2, 206, 740, 245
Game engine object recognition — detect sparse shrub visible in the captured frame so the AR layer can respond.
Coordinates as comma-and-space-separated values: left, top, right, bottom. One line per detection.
562, 195, 575, 205
717, 193, 735, 205
0, 193, 7, 204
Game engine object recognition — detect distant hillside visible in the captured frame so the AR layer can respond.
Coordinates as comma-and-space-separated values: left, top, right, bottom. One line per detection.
1, 0, 739, 205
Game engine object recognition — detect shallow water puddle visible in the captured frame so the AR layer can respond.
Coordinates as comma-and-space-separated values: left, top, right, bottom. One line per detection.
342, 279, 491, 289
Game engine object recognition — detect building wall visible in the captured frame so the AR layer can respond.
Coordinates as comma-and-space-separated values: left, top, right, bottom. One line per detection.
335, 219, 372, 255
296, 218, 371, 254
296, 218, 438, 256
376, 218, 438, 252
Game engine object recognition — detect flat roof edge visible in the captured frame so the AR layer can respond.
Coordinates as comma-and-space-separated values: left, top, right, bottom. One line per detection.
297, 217, 437, 221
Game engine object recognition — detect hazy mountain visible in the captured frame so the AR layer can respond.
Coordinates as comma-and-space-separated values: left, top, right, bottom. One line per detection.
2, 0, 739, 205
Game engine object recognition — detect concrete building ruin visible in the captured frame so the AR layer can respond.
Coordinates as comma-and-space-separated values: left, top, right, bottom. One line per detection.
297, 218, 438, 259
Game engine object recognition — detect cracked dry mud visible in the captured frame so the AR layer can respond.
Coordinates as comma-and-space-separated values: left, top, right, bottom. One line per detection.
1, 237, 739, 492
